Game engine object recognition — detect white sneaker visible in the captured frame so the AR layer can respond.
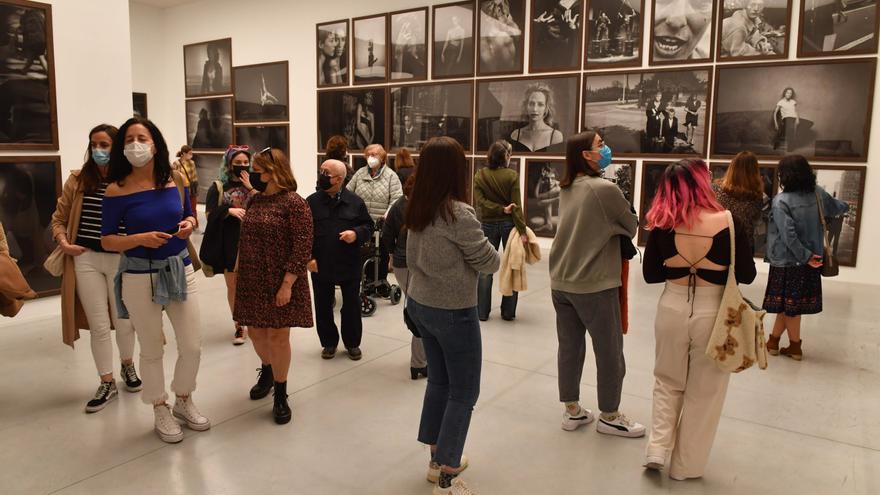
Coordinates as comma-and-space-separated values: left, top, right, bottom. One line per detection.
433, 477, 476, 495
232, 325, 247, 346
154, 404, 183, 443
597, 412, 646, 438
561, 406, 595, 431
427, 455, 469, 483
644, 454, 665, 471
172, 396, 211, 431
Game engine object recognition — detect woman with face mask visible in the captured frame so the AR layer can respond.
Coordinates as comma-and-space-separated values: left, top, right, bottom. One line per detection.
101, 117, 207, 444
199, 145, 257, 345
549, 131, 645, 439
50, 123, 143, 413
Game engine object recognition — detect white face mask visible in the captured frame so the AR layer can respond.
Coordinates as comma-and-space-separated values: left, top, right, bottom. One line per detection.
367, 156, 381, 169
124, 141, 154, 168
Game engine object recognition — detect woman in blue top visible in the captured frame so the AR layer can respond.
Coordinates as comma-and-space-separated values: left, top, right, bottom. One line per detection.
101, 117, 208, 444
763, 155, 848, 361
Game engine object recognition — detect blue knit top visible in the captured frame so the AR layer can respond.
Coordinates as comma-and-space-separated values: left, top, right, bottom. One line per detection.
101, 186, 193, 262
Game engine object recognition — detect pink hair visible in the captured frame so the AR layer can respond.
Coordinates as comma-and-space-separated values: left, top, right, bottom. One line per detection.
646, 159, 723, 230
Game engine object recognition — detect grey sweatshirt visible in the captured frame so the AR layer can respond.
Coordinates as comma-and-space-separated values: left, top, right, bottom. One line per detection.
407, 201, 500, 309
549, 175, 638, 294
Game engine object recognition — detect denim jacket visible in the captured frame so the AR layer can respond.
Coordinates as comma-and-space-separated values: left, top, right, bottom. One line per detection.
766, 187, 848, 267
113, 248, 190, 319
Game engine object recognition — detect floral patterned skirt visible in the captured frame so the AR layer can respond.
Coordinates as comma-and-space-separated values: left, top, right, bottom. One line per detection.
762, 265, 822, 316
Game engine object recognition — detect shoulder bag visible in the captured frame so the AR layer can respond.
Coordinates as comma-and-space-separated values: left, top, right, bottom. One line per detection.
705, 211, 768, 373
816, 191, 838, 277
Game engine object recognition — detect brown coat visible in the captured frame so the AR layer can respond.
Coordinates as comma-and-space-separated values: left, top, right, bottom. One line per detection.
50, 170, 92, 347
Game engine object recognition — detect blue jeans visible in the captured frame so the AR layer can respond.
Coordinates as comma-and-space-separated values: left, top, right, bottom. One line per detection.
477, 220, 518, 320
408, 298, 482, 468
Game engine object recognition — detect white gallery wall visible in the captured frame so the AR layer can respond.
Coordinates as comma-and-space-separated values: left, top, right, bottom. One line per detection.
127, 0, 880, 285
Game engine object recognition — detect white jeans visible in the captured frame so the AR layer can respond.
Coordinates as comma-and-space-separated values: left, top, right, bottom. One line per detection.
121, 265, 201, 404
74, 251, 136, 377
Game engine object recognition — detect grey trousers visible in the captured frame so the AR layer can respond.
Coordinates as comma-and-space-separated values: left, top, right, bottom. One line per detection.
552, 287, 625, 413
395, 267, 428, 368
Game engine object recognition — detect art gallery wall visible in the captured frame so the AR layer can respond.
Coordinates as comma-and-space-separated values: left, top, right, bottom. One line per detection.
128, 0, 880, 286
0, 0, 134, 177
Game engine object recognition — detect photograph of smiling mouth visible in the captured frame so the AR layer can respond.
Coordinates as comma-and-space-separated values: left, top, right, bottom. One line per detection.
653, 34, 689, 57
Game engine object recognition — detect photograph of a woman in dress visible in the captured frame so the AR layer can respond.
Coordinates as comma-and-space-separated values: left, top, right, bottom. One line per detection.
508, 83, 564, 152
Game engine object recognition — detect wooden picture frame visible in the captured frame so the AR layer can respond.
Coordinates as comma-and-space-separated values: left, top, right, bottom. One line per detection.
431, 1, 477, 79
317, 87, 388, 153
797, 0, 880, 57
234, 124, 290, 157
716, 0, 792, 62
0, 155, 62, 296
602, 159, 637, 205
233, 61, 289, 123
524, 158, 566, 238
353, 14, 389, 85
648, 0, 716, 66
711, 58, 877, 162
812, 164, 867, 267
389, 7, 429, 82
389, 80, 474, 153
316, 19, 350, 88
582, 66, 712, 158
0, 0, 58, 151
185, 96, 234, 152
476, 73, 581, 156
584, 0, 645, 70
183, 37, 233, 98
529, 0, 585, 73
476, 0, 527, 77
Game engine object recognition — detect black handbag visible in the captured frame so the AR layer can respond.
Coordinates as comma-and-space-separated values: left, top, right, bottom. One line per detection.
402, 269, 421, 337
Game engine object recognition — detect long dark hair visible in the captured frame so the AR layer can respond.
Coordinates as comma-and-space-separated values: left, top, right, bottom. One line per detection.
561, 130, 599, 188
405, 137, 468, 232
777, 154, 816, 193
107, 117, 172, 189
81, 124, 118, 195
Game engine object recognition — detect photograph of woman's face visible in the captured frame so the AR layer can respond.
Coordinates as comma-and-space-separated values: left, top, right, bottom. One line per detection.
320, 31, 338, 57
526, 91, 548, 123
653, 0, 711, 61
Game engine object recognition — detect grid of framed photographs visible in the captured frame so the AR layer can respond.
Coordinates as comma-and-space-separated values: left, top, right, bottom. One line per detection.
315, 0, 876, 266
182, 38, 290, 202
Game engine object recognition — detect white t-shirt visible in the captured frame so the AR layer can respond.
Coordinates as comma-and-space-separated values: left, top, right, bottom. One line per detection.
777, 99, 797, 119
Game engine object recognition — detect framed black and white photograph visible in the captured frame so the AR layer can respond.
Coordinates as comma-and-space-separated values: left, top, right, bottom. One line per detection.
637, 161, 669, 245
649, 0, 716, 65
474, 156, 522, 174
813, 165, 866, 267
477, 0, 527, 76
317, 87, 386, 152
316, 19, 349, 88
183, 38, 232, 98
0, 0, 57, 151
476, 74, 580, 154
798, 0, 879, 57
132, 92, 147, 118
710, 161, 778, 256
235, 124, 290, 157
192, 153, 222, 204
0, 155, 61, 296
353, 14, 388, 85
524, 159, 564, 237
717, 0, 791, 61
233, 61, 288, 123
585, 0, 644, 69
185, 97, 233, 151
390, 8, 428, 81
582, 67, 711, 157
712, 59, 877, 162
529, 0, 584, 73
602, 160, 636, 204
432, 1, 476, 79
390, 81, 473, 152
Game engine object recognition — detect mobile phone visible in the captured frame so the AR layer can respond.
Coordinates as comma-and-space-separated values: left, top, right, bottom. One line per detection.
164, 226, 180, 235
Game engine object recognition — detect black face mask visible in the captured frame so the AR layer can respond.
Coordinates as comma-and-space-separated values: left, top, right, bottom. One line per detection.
231, 166, 249, 180
250, 172, 268, 192
317, 174, 333, 191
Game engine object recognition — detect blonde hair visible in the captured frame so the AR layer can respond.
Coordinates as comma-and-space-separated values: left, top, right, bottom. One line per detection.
364, 144, 387, 164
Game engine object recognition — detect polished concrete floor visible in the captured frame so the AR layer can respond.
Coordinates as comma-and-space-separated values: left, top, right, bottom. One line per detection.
1, 244, 878, 494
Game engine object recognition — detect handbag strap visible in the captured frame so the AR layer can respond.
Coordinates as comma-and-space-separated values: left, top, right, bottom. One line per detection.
724, 210, 738, 290
815, 190, 831, 241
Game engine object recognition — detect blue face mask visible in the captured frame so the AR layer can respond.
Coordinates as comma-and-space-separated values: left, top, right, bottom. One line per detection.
597, 145, 613, 170
92, 148, 111, 166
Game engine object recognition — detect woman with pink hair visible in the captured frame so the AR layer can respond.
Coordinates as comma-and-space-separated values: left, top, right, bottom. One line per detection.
642, 158, 756, 480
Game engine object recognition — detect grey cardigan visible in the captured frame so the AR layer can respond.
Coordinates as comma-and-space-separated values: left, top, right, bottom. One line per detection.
407, 201, 500, 309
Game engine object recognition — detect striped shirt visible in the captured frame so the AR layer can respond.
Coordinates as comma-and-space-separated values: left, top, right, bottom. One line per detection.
76, 182, 125, 252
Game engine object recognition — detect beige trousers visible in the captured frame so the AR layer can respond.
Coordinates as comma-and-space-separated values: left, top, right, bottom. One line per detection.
121, 265, 200, 404
648, 283, 730, 479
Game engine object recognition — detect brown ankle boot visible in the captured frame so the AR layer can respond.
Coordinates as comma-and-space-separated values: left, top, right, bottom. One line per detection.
780, 339, 803, 361
766, 334, 781, 356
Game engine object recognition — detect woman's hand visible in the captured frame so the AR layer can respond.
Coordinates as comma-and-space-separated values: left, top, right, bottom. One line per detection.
60, 241, 87, 257
175, 219, 194, 240
275, 283, 292, 307
520, 233, 529, 245
503, 203, 516, 215
139, 232, 173, 248
240, 171, 253, 191
228, 208, 246, 220
807, 254, 823, 268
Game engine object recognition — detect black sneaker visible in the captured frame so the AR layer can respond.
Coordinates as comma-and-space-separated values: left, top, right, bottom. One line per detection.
85, 381, 118, 413
321, 347, 337, 360
347, 347, 362, 361
121, 363, 143, 392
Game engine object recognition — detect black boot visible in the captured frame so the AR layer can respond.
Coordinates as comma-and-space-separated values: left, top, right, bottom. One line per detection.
273, 381, 292, 425
410, 367, 428, 380
249, 364, 274, 400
